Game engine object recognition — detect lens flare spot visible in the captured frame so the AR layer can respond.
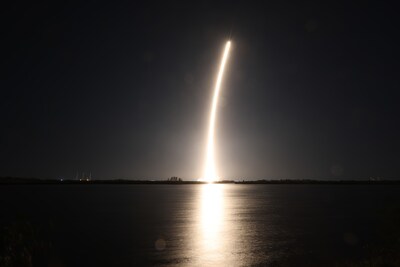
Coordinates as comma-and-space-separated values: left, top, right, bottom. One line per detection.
155, 238, 166, 251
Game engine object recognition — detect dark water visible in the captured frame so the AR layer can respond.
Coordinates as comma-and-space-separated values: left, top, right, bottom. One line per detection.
1, 184, 400, 266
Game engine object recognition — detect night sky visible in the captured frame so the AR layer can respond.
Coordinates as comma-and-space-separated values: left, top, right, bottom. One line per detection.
2, 1, 399, 180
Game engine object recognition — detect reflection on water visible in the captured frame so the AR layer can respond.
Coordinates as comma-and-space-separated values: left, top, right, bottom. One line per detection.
3, 185, 396, 266
199, 184, 224, 256
192, 184, 241, 266
192, 184, 272, 266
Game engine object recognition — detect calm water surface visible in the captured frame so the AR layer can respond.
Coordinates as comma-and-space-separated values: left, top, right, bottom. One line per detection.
1, 184, 400, 266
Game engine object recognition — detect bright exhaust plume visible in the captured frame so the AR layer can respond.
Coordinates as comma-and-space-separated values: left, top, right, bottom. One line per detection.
201, 41, 231, 182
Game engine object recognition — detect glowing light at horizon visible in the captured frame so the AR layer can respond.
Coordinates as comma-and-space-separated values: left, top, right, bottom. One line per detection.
202, 41, 231, 182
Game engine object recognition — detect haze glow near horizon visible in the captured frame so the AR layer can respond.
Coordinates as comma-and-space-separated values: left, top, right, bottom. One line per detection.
201, 41, 231, 182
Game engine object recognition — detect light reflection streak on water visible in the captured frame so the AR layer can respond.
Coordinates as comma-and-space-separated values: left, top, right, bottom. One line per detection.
197, 183, 225, 264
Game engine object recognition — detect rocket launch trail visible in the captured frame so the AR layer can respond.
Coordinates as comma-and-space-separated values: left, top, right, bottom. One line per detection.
202, 41, 231, 182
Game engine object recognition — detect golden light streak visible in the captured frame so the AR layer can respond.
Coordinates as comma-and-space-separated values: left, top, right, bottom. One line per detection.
202, 41, 231, 182
199, 184, 224, 253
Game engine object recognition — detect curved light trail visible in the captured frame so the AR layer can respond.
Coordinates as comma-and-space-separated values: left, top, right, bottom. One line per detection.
202, 41, 231, 182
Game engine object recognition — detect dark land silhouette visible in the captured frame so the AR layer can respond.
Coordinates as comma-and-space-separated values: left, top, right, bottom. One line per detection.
1, 176, 400, 185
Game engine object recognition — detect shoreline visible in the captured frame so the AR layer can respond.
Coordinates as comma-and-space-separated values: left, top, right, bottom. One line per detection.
1, 178, 400, 185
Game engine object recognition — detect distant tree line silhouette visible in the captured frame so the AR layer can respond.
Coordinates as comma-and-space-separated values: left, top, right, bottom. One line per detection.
167, 176, 182, 182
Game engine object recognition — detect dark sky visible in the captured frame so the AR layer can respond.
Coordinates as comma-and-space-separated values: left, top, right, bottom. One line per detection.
2, 1, 399, 180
